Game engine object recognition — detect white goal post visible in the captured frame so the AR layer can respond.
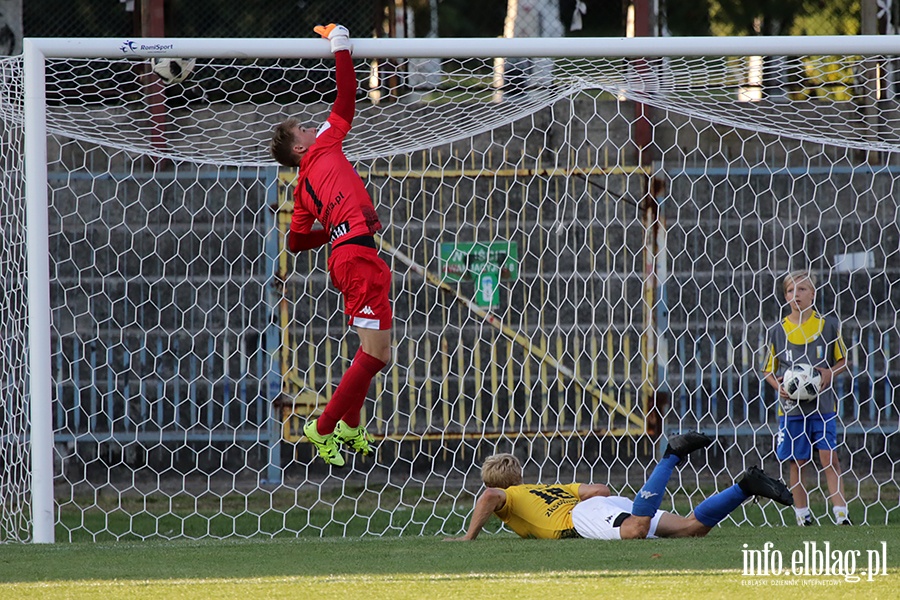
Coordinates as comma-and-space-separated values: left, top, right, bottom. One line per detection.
6, 34, 900, 542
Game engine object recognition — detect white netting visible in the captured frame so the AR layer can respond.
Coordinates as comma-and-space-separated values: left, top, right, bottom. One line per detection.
2, 42, 899, 541
41, 54, 900, 165
43, 56, 572, 164
0, 55, 30, 542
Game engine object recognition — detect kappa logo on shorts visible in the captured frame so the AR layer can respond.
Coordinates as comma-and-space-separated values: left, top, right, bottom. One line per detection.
359, 306, 376, 316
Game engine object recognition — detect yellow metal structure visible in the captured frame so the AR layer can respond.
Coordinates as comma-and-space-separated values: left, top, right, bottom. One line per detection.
274, 155, 654, 443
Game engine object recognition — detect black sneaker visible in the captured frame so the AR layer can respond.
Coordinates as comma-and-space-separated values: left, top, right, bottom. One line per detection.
799, 513, 815, 526
663, 432, 715, 464
738, 466, 794, 506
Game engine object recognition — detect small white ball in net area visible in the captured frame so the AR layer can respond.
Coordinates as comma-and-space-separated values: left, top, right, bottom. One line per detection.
151, 58, 196, 85
782, 364, 822, 401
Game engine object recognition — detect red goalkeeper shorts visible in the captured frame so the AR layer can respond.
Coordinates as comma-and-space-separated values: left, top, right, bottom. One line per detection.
328, 243, 393, 330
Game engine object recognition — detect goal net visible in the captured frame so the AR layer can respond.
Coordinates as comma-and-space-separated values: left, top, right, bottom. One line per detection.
3, 36, 899, 542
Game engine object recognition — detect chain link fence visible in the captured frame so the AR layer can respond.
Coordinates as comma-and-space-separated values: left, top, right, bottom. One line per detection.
17, 1, 891, 42
24, 0, 389, 39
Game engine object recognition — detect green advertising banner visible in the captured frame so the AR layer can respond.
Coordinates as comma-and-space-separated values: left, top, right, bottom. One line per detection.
439, 241, 519, 308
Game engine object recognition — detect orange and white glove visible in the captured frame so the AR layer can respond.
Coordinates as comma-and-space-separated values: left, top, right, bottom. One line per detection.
314, 23, 352, 54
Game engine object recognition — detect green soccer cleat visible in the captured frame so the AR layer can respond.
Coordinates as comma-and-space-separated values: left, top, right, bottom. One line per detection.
303, 419, 345, 467
334, 421, 375, 456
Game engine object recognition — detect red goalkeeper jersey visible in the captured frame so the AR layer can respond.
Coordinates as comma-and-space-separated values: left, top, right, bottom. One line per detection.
290, 51, 381, 245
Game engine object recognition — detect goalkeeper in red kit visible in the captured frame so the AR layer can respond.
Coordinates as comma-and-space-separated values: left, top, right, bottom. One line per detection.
270, 24, 391, 467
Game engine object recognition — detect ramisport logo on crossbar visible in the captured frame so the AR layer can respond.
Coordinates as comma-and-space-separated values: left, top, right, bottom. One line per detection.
119, 40, 176, 55
741, 541, 888, 584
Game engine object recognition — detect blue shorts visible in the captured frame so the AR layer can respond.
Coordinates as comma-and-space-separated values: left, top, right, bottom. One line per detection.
775, 413, 838, 461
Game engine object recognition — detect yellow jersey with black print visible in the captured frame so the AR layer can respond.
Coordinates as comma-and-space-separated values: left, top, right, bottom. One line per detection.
494, 483, 583, 539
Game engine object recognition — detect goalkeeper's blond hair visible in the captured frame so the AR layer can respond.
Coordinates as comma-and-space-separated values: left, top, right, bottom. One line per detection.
481, 454, 523, 489
270, 118, 300, 167
782, 270, 817, 295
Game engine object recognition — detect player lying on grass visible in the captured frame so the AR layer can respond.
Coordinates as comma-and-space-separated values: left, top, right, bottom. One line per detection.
270, 24, 392, 468
446, 432, 794, 541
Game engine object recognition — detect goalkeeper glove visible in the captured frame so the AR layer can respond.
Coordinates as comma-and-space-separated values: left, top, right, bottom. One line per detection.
314, 23, 352, 54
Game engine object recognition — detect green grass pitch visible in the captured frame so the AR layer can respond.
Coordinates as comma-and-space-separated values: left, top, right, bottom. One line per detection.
1, 523, 896, 599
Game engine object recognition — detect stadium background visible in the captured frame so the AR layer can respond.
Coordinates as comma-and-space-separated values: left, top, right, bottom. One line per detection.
4, 0, 900, 541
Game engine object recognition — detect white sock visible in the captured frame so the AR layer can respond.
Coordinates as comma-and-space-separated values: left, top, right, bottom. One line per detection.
794, 506, 811, 524
833, 506, 848, 522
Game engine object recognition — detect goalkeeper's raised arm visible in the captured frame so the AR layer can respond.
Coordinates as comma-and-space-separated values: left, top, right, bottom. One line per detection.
269, 24, 359, 253
316, 23, 356, 130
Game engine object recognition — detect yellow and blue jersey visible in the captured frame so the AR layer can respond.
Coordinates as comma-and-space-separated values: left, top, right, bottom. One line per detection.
762, 311, 847, 417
